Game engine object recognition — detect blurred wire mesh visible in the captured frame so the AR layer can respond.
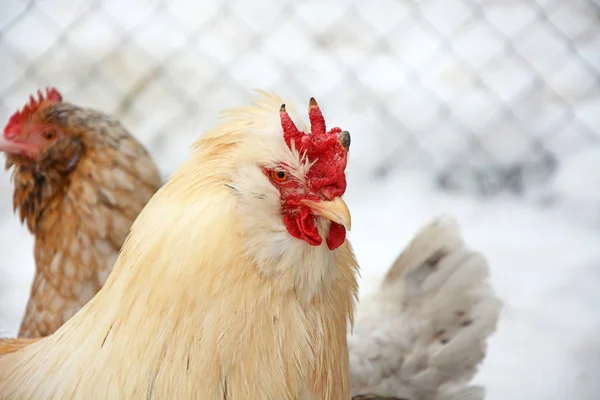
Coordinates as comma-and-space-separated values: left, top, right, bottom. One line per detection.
1, 0, 599, 196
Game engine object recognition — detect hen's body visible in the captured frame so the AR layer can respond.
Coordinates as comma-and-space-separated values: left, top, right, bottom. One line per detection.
5, 100, 161, 337
349, 216, 502, 400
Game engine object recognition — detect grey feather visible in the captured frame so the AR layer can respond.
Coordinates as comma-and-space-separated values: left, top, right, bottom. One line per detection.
349, 215, 503, 400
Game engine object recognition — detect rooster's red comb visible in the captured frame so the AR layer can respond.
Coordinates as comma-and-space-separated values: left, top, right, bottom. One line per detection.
279, 97, 350, 199
4, 87, 63, 138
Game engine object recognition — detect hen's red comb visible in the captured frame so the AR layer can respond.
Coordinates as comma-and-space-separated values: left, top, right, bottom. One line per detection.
4, 87, 63, 138
279, 98, 349, 199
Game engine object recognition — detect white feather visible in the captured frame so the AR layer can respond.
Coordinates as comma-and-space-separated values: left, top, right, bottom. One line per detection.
349, 215, 503, 399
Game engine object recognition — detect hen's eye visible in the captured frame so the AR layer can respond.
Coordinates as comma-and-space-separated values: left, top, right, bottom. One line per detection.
271, 169, 290, 183
44, 131, 57, 141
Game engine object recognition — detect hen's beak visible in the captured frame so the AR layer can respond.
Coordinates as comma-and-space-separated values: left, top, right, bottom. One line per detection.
0, 137, 33, 157
301, 196, 351, 231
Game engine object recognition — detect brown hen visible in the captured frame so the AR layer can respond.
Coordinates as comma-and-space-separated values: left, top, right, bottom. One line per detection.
0, 88, 161, 338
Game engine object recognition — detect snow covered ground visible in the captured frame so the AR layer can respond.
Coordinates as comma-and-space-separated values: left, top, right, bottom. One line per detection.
347, 169, 600, 400
0, 0, 599, 399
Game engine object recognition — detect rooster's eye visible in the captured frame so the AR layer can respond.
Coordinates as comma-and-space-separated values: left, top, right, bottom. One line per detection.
271, 169, 290, 183
44, 131, 57, 141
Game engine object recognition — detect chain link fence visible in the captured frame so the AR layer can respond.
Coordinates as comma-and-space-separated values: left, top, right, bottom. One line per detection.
1, 0, 599, 196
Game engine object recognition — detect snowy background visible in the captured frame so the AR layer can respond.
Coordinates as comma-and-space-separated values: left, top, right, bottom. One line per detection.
1, 0, 600, 399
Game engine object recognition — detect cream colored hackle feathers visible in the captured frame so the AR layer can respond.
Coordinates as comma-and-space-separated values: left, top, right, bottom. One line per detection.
349, 215, 502, 400
0, 91, 359, 399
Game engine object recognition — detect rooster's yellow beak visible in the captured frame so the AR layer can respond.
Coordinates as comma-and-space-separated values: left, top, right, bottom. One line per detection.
301, 197, 351, 231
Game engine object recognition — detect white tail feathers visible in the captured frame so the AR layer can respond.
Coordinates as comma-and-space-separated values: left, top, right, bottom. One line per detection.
349, 215, 502, 400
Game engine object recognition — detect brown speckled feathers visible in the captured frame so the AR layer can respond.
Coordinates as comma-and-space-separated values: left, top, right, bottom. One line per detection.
5, 101, 161, 337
